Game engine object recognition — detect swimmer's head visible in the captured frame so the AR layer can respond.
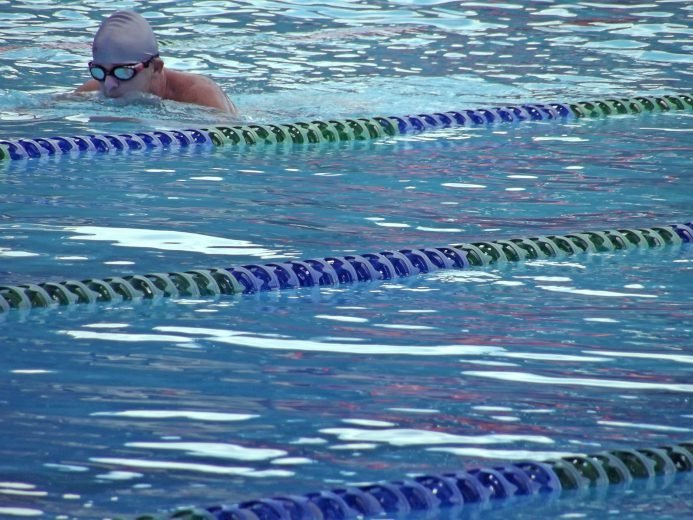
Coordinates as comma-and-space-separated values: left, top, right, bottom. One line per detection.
90, 10, 162, 99
92, 10, 159, 64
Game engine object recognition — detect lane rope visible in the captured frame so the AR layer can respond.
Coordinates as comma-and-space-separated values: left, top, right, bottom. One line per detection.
132, 441, 693, 519
0, 94, 691, 162
1, 222, 691, 313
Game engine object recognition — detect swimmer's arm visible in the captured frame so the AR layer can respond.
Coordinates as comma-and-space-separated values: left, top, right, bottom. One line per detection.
75, 79, 100, 93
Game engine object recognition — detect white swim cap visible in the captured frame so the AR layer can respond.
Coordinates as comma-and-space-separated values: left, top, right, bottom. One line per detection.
92, 10, 159, 64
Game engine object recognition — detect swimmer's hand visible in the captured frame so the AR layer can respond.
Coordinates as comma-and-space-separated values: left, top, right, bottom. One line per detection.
53, 89, 90, 101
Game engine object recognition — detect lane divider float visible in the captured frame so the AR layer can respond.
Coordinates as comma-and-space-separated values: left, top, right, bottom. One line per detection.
132, 441, 693, 519
1, 94, 691, 161
1, 222, 691, 313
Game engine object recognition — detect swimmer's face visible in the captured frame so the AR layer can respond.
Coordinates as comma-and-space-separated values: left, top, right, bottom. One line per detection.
89, 56, 159, 99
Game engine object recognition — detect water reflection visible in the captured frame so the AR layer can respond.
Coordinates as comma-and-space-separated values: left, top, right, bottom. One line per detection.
462, 370, 693, 392
2, 1, 693, 518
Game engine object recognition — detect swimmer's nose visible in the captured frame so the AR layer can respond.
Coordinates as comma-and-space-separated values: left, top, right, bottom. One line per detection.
103, 75, 120, 96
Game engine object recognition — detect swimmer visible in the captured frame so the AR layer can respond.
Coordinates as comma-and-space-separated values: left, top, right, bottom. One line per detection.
76, 10, 237, 114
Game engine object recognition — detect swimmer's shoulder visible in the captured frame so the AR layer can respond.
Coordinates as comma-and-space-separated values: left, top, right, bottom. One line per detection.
165, 69, 237, 114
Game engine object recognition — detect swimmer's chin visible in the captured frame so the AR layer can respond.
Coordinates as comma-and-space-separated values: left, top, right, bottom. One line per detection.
99, 91, 162, 106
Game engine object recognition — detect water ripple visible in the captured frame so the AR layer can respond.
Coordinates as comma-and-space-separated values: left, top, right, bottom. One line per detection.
66, 226, 277, 257
319, 427, 554, 447
89, 458, 293, 477
463, 370, 693, 392
155, 326, 505, 356
90, 410, 259, 421
125, 442, 288, 461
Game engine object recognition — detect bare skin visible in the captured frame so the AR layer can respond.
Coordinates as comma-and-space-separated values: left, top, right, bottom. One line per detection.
76, 57, 237, 114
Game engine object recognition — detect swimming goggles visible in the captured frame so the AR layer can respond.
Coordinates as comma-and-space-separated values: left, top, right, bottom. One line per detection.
88, 54, 159, 82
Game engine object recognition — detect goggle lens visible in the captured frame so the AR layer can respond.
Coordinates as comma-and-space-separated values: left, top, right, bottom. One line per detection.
88, 62, 144, 82
113, 67, 137, 81
89, 65, 106, 81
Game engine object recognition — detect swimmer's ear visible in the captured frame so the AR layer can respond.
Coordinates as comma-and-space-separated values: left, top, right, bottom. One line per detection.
152, 57, 164, 72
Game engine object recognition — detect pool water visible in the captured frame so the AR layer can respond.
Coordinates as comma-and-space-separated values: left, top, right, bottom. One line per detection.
1, 1, 692, 518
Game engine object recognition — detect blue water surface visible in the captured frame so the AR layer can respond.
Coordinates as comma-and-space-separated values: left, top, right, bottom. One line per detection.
0, 1, 692, 518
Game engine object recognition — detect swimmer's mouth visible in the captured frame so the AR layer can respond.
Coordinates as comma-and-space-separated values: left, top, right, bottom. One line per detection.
101, 88, 134, 100
103, 90, 122, 98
